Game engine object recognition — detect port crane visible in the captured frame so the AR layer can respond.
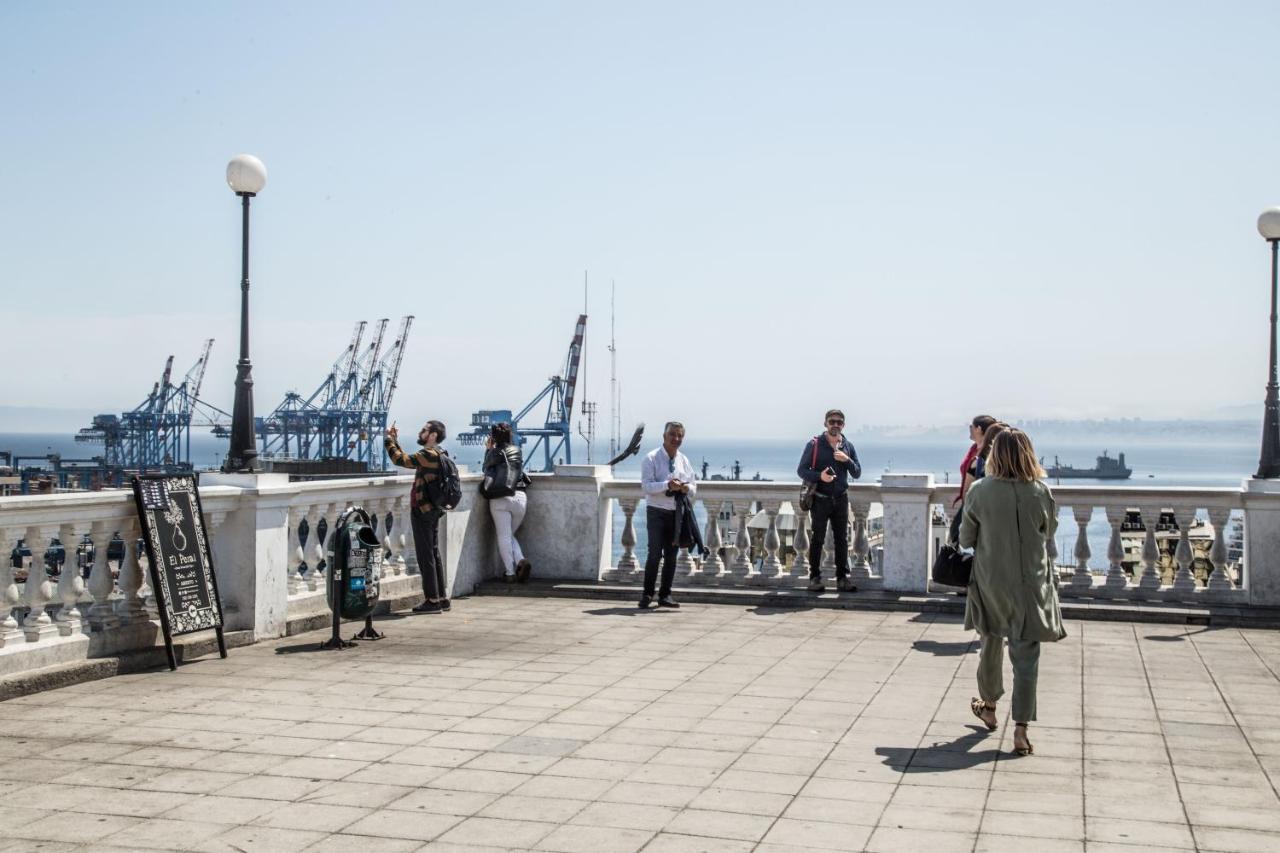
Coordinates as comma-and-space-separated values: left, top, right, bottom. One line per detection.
254, 316, 413, 470
76, 339, 229, 476
457, 314, 586, 472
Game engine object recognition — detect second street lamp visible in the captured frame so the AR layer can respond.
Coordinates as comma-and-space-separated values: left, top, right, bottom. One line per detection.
223, 154, 267, 474
1256, 207, 1280, 479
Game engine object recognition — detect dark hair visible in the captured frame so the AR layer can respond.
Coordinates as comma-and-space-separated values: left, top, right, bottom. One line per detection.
425, 419, 447, 442
978, 421, 1009, 460
972, 415, 997, 431
825, 409, 845, 422
490, 422, 513, 447
663, 421, 685, 434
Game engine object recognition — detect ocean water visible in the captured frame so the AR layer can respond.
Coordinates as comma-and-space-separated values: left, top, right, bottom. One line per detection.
3, 431, 1256, 571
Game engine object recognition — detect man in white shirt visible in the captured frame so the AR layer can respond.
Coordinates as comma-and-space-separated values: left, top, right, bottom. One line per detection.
639, 421, 697, 609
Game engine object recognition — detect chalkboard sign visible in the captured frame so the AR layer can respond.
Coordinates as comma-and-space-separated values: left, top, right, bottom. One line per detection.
131, 473, 227, 670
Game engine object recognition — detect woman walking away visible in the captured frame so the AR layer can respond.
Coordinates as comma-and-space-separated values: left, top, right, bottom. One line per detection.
959, 428, 1066, 756
482, 422, 532, 583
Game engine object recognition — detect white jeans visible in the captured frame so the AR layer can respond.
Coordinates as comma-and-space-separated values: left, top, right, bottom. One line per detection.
489, 491, 527, 575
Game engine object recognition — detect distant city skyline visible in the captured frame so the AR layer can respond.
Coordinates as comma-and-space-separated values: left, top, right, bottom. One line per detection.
3, 2, 1278, 440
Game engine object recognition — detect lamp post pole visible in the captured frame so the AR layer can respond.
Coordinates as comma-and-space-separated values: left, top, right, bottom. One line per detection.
223, 155, 267, 474
1256, 208, 1280, 479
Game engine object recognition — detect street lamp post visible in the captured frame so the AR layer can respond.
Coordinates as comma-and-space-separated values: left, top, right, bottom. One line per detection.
222, 155, 267, 474
1256, 208, 1280, 479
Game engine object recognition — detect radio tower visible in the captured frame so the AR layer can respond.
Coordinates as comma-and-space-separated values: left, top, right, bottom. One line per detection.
609, 280, 620, 460
577, 272, 597, 463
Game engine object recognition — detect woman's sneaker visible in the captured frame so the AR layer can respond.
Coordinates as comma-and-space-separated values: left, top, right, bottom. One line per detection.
516, 559, 532, 583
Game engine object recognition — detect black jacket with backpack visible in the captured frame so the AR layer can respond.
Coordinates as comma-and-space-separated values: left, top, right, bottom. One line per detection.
481, 444, 529, 499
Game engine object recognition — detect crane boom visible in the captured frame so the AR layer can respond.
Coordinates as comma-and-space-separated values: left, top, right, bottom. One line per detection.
561, 314, 587, 417
379, 315, 414, 412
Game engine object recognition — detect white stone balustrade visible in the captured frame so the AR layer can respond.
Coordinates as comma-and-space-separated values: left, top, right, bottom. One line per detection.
0, 466, 1270, 684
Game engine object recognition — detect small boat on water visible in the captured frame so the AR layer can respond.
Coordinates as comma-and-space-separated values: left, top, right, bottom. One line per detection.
1045, 450, 1132, 480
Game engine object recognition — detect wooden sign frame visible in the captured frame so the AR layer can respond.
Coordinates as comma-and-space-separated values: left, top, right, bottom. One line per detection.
130, 473, 227, 670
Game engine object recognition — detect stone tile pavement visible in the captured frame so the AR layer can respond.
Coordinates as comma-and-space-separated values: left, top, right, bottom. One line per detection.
2, 597, 1279, 852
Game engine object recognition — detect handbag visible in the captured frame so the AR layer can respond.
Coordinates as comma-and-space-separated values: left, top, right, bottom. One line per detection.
932, 543, 972, 587
798, 436, 821, 512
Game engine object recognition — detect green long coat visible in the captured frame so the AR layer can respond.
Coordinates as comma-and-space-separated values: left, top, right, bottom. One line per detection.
958, 476, 1067, 642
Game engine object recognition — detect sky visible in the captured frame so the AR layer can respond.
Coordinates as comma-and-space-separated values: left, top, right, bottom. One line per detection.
2, 1, 1277, 443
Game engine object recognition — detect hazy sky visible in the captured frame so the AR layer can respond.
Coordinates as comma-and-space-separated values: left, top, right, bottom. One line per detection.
3, 1, 1276, 442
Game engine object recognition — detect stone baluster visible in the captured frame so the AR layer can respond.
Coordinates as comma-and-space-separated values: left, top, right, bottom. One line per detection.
1206, 508, 1235, 592
136, 537, 160, 621
22, 525, 59, 642
849, 500, 873, 582
1104, 506, 1128, 590
55, 522, 87, 636
731, 502, 753, 584
751, 501, 783, 585
618, 498, 639, 578
114, 517, 149, 623
86, 521, 120, 631
390, 497, 408, 576
305, 506, 328, 590
700, 500, 725, 585
821, 525, 835, 576
1070, 506, 1094, 590
287, 506, 305, 595
0, 524, 24, 647
1137, 506, 1163, 593
791, 504, 810, 582
674, 538, 695, 584
1171, 506, 1198, 594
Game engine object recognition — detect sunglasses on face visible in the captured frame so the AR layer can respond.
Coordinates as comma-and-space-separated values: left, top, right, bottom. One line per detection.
827, 420, 844, 426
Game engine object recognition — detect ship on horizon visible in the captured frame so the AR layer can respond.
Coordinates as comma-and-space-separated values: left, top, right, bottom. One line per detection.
1045, 450, 1132, 480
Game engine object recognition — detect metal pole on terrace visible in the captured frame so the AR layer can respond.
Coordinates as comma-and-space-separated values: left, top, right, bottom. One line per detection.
222, 154, 267, 474
1257, 208, 1280, 479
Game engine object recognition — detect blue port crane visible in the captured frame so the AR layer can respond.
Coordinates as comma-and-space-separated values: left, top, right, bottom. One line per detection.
76, 339, 229, 476
254, 316, 413, 470
457, 314, 586, 472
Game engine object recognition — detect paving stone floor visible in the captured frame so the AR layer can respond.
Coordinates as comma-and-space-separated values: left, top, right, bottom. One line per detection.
2, 597, 1279, 853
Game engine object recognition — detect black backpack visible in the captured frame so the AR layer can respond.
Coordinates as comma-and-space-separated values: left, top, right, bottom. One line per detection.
425, 451, 463, 511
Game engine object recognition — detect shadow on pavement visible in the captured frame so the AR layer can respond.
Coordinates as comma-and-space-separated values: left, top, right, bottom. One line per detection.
876, 728, 1004, 772
911, 639, 975, 656
583, 607, 675, 617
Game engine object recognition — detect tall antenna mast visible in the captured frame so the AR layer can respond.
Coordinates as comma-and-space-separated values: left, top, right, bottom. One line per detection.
609, 280, 619, 459
578, 271, 597, 463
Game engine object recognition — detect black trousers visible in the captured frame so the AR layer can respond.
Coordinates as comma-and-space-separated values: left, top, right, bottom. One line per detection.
410, 507, 448, 600
808, 494, 849, 579
643, 506, 678, 598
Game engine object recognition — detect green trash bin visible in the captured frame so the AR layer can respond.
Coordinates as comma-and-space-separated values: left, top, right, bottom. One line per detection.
325, 506, 384, 621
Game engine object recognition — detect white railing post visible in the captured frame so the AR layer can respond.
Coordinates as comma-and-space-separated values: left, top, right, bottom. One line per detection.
22, 525, 59, 642
114, 518, 149, 624
701, 500, 726, 585
1070, 506, 1093, 590
56, 521, 86, 636
1137, 505, 1164, 593
1171, 505, 1198, 594
849, 498, 873, 583
751, 501, 783, 586
1104, 505, 1129, 590
0, 522, 24, 647
879, 475, 933, 593
86, 521, 120, 631
791, 504, 810, 583
603, 497, 638, 582
1206, 507, 1235, 592
731, 502, 753, 584
1243, 478, 1280, 606
287, 506, 304, 596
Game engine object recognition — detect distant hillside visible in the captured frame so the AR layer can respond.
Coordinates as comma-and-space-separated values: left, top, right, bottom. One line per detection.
856, 418, 1259, 443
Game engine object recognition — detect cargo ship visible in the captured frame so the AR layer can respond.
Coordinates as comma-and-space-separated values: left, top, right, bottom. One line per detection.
1045, 450, 1132, 480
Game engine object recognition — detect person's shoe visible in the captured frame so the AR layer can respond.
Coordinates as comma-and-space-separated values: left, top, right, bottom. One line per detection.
807, 578, 825, 593
516, 559, 532, 583
657, 596, 680, 609
638, 595, 652, 609
504, 573, 517, 584
413, 600, 443, 614
440, 599, 451, 612
837, 577, 857, 593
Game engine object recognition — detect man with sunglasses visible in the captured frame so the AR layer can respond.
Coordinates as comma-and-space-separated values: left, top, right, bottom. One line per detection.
797, 409, 863, 593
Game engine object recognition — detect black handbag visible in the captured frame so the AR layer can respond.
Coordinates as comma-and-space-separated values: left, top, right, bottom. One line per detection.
932, 543, 972, 587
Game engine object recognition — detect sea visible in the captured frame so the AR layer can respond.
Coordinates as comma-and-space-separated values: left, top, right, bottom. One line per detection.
3, 430, 1257, 571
